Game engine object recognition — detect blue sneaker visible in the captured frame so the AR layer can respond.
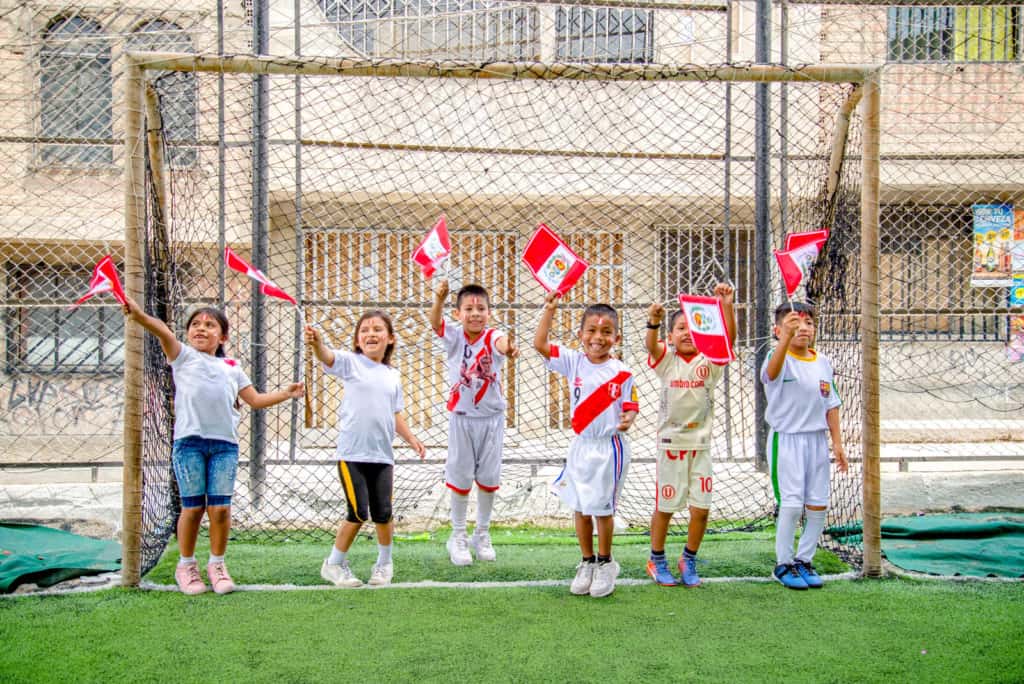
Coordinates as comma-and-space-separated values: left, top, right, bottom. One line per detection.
773, 563, 809, 590
678, 553, 701, 587
794, 560, 824, 588
646, 557, 679, 586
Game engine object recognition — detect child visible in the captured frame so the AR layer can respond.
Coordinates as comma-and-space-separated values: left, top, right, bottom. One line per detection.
534, 292, 639, 598
644, 283, 736, 587
306, 311, 425, 587
430, 280, 518, 566
123, 297, 304, 595
761, 301, 848, 590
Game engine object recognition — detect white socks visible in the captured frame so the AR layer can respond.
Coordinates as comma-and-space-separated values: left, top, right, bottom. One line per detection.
450, 491, 469, 536
775, 506, 803, 565
327, 546, 347, 565
208, 553, 224, 565
475, 489, 495, 535
796, 508, 828, 563
377, 543, 393, 565
178, 555, 196, 567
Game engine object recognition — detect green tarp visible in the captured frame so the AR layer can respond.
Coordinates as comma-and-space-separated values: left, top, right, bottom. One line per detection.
0, 522, 121, 593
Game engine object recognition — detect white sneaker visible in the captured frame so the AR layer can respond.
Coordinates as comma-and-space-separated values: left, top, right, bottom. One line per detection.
569, 561, 596, 595
447, 532, 473, 566
470, 531, 496, 562
590, 560, 620, 598
368, 562, 393, 586
320, 559, 363, 588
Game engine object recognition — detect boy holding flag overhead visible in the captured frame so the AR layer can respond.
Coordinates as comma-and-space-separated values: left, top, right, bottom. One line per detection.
644, 283, 736, 587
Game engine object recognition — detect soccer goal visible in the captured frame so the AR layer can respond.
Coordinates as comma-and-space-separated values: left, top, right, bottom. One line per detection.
120, 52, 881, 585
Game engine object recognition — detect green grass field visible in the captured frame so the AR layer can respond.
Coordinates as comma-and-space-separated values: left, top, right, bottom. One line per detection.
2, 530, 1022, 683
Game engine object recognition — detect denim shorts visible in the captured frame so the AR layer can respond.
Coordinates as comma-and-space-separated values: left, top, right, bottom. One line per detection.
172, 436, 239, 509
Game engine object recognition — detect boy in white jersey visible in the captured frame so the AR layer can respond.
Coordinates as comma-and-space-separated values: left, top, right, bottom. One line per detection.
430, 280, 518, 566
644, 283, 736, 587
761, 301, 848, 590
534, 292, 639, 598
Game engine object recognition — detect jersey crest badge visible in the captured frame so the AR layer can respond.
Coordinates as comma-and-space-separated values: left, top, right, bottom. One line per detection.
223, 358, 238, 367
820, 380, 830, 398
607, 382, 621, 399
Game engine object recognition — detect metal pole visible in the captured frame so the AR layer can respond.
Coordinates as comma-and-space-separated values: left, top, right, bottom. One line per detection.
753, 0, 772, 473
722, 0, 734, 461
250, 0, 269, 506
217, 0, 226, 306
290, 0, 304, 461
779, 0, 789, 232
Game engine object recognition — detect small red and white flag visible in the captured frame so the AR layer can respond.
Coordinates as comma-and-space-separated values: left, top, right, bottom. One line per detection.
677, 294, 736, 364
522, 223, 589, 295
224, 246, 297, 305
411, 215, 452, 279
73, 256, 126, 308
774, 229, 829, 297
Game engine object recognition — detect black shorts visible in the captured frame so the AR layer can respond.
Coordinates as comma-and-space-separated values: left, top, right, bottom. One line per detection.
337, 461, 393, 524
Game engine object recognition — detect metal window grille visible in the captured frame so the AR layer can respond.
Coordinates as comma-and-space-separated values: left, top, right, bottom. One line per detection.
554, 6, 654, 63
394, 0, 539, 60
887, 5, 1020, 63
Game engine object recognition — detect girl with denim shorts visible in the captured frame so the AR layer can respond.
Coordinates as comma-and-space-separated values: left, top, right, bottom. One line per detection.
124, 296, 304, 595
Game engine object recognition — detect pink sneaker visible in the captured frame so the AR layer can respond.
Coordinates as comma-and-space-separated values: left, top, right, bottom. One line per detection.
174, 562, 208, 595
206, 561, 236, 595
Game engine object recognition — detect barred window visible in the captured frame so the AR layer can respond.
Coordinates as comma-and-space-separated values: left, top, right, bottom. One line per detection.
394, 0, 538, 60
887, 6, 1020, 62
555, 7, 654, 63
319, 0, 399, 55
5, 264, 124, 373
39, 16, 113, 166
127, 21, 197, 168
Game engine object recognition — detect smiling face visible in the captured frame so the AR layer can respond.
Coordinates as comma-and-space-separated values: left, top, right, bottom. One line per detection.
455, 294, 491, 338
186, 311, 228, 356
578, 311, 620, 363
354, 314, 396, 364
667, 310, 698, 356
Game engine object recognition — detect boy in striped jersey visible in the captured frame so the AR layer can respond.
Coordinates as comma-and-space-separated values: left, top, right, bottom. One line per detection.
534, 292, 639, 598
644, 283, 736, 587
761, 301, 848, 589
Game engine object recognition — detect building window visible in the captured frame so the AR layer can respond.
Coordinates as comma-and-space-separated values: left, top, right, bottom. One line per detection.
39, 16, 113, 166
319, 0, 400, 55
127, 21, 198, 168
394, 0, 538, 60
555, 7, 654, 63
887, 6, 1020, 62
5, 264, 124, 373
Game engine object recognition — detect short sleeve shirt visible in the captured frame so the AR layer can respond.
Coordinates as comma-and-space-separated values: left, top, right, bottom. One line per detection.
648, 347, 726, 450
170, 344, 252, 443
324, 350, 405, 464
545, 344, 639, 438
760, 349, 842, 434
436, 320, 507, 416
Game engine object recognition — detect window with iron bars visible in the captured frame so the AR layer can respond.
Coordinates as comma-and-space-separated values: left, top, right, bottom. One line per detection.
555, 6, 654, 63
887, 5, 1021, 62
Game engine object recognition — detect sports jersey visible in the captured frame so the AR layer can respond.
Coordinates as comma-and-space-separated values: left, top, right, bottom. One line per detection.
436, 320, 507, 417
324, 350, 405, 464
170, 344, 252, 443
545, 344, 639, 437
648, 347, 726, 450
760, 349, 842, 433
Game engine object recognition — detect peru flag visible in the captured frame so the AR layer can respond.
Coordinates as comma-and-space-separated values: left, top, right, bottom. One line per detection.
522, 223, 589, 295
775, 229, 829, 297
411, 215, 452, 278
74, 256, 127, 308
224, 246, 297, 305
677, 294, 736, 364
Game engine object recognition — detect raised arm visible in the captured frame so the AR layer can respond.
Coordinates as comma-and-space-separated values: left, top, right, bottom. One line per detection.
304, 325, 335, 368
765, 311, 800, 381
123, 296, 181, 361
644, 302, 666, 360
533, 291, 559, 360
395, 411, 425, 460
238, 381, 304, 410
429, 279, 449, 334
714, 283, 737, 345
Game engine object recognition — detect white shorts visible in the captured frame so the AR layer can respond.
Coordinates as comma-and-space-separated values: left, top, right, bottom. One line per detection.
768, 429, 831, 508
655, 448, 712, 513
551, 434, 630, 517
445, 412, 504, 494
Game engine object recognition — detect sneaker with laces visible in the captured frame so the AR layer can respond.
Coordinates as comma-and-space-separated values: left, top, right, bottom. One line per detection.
470, 531, 497, 562
367, 562, 394, 586
206, 561, 236, 595
590, 560, 620, 598
793, 560, 824, 588
446, 532, 473, 566
646, 557, 679, 586
678, 553, 701, 587
773, 563, 809, 590
320, 559, 363, 588
569, 560, 596, 595
174, 562, 207, 595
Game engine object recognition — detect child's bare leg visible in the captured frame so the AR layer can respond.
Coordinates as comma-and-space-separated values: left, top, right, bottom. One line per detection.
686, 506, 710, 553
206, 505, 231, 556
574, 512, 595, 557
176, 506, 205, 558
649, 510, 673, 552
595, 515, 615, 557
374, 520, 393, 547
333, 520, 363, 553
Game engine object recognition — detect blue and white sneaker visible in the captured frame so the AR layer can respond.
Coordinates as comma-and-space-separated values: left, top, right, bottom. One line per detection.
646, 557, 679, 586
773, 563, 809, 590
794, 560, 824, 588
678, 552, 701, 587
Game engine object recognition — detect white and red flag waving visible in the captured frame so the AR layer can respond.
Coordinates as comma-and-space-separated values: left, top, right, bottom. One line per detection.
522, 223, 589, 295
774, 229, 830, 297
74, 256, 127, 308
411, 215, 452, 278
224, 246, 297, 305
677, 294, 736, 364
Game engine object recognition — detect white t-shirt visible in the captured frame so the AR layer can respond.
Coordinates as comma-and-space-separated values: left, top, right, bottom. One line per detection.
436, 320, 507, 417
545, 344, 639, 438
170, 344, 252, 443
649, 347, 726, 451
324, 349, 405, 464
760, 349, 842, 434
